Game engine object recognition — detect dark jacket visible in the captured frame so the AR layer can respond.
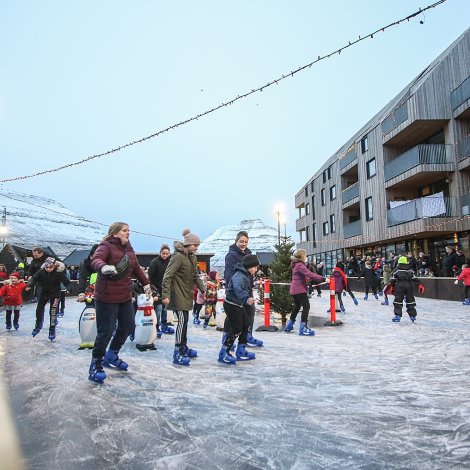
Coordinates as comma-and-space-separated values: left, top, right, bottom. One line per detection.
390, 263, 421, 287
27, 253, 48, 278
161, 241, 206, 311
28, 269, 70, 298
225, 263, 253, 306
148, 255, 169, 294
224, 243, 252, 287
442, 251, 458, 270
91, 237, 148, 303
78, 244, 99, 293
359, 265, 379, 286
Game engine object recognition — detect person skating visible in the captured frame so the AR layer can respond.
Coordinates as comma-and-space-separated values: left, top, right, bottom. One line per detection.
285, 249, 325, 335
455, 262, 470, 305
381, 261, 392, 305
358, 261, 379, 300
161, 229, 206, 366
0, 272, 27, 331
331, 264, 348, 313
27, 258, 70, 341
203, 271, 219, 329
219, 254, 260, 364
390, 256, 424, 323
89, 222, 152, 384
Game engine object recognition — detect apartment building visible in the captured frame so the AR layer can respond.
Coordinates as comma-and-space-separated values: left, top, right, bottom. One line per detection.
295, 28, 470, 275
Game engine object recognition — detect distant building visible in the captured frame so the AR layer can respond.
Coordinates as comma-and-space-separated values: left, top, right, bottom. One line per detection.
295, 28, 470, 275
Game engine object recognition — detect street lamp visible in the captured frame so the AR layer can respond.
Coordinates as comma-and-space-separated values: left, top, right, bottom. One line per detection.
275, 203, 286, 246
0, 225, 7, 249
280, 214, 287, 240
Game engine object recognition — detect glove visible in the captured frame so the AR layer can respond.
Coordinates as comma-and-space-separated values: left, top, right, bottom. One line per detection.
101, 265, 118, 276
418, 284, 424, 294
454, 280, 459, 285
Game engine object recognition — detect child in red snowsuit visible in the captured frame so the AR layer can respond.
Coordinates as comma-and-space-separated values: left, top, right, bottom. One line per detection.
455, 264, 470, 305
0, 272, 27, 331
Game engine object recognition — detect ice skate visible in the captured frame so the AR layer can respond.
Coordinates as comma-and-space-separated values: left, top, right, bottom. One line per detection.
381, 299, 389, 305
246, 332, 263, 347
58, 309, 64, 318
218, 346, 237, 364
392, 315, 401, 322
236, 344, 256, 361
48, 327, 56, 342
284, 319, 294, 332
299, 322, 315, 336
340, 304, 346, 313
88, 359, 106, 384
31, 322, 43, 337
161, 324, 175, 334
103, 349, 128, 370
364, 294, 368, 301
353, 298, 359, 305
409, 316, 416, 323
173, 347, 190, 366
183, 345, 198, 358
374, 293, 379, 300
463, 298, 470, 305
6, 323, 11, 331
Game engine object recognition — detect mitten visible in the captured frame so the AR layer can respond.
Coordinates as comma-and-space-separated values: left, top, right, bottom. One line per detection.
418, 284, 424, 294
101, 265, 118, 276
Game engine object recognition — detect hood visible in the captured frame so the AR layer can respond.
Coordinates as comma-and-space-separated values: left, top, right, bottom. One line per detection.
173, 240, 188, 254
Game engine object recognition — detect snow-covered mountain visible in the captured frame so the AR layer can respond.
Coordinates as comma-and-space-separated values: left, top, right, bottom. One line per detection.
0, 190, 105, 258
198, 219, 277, 273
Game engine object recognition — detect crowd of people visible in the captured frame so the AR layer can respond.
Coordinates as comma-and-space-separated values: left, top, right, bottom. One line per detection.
1, 234, 469, 384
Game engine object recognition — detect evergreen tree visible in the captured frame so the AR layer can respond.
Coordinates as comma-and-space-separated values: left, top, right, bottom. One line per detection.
270, 236, 295, 326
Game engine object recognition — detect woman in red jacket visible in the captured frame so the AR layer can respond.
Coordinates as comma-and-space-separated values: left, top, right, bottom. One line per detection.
0, 272, 27, 331
88, 222, 152, 384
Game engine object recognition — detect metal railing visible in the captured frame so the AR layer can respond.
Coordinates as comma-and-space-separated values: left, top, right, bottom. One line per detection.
343, 219, 362, 238
381, 101, 408, 135
341, 182, 359, 204
451, 76, 470, 110
339, 148, 358, 170
458, 135, 470, 161
384, 144, 451, 182
387, 195, 459, 226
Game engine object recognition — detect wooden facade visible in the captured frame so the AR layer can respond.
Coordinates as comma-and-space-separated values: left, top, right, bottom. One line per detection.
295, 28, 470, 273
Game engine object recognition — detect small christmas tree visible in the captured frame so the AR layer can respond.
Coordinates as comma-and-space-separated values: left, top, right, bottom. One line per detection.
270, 236, 295, 327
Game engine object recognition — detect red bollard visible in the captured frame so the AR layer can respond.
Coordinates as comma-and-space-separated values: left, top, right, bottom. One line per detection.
256, 278, 278, 332
329, 277, 337, 324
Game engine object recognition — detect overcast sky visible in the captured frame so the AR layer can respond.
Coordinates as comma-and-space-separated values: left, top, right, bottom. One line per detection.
1, 1, 469, 251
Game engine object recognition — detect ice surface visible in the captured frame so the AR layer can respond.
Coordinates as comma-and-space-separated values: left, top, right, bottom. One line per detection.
1, 295, 470, 469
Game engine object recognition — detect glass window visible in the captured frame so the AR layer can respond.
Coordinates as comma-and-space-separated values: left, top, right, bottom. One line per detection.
306, 226, 310, 241
366, 158, 376, 179
305, 186, 308, 196
323, 222, 329, 235
305, 203, 310, 215
311, 196, 315, 220
330, 185, 336, 200
361, 136, 369, 154
310, 181, 314, 192
365, 197, 373, 221
323, 171, 327, 184
321, 188, 326, 206
327, 166, 333, 179
330, 214, 336, 233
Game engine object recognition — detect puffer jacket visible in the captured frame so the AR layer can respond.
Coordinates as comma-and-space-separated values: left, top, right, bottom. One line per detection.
0, 282, 27, 306
225, 263, 253, 306
290, 259, 324, 295
161, 241, 206, 311
457, 267, 470, 286
91, 237, 148, 303
28, 268, 70, 298
224, 243, 252, 287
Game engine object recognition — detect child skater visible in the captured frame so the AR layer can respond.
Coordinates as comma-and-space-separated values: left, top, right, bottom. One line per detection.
455, 262, 470, 305
203, 271, 219, 329
0, 272, 27, 331
27, 258, 70, 341
359, 261, 379, 300
331, 264, 348, 313
218, 254, 260, 364
390, 256, 424, 323
192, 273, 206, 325
381, 261, 392, 305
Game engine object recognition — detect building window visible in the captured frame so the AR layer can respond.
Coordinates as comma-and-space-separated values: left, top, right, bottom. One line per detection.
327, 165, 333, 179
322, 171, 327, 184
311, 196, 315, 220
312, 223, 316, 245
365, 196, 373, 221
305, 186, 308, 196
323, 222, 329, 235
330, 214, 336, 233
310, 181, 314, 192
361, 135, 369, 154
305, 202, 310, 215
321, 188, 326, 206
306, 226, 310, 241
366, 158, 376, 179
330, 185, 336, 201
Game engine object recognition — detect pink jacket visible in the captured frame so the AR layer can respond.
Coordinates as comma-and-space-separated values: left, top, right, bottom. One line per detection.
290, 259, 324, 295
457, 267, 470, 286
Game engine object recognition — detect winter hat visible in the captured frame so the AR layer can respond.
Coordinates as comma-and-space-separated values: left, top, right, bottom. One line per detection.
182, 228, 201, 246
242, 254, 260, 269
18, 263, 25, 269
10, 272, 21, 279
398, 256, 408, 264
42, 257, 56, 268
208, 270, 218, 280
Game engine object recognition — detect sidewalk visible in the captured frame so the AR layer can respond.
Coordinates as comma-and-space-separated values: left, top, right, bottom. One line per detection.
1, 295, 469, 469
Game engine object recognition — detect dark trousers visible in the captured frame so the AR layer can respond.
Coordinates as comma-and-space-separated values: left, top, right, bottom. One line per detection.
245, 302, 256, 334
393, 284, 417, 318
5, 309, 20, 326
290, 293, 310, 323
364, 283, 377, 295
174, 310, 189, 348
223, 302, 250, 350
464, 286, 470, 299
60, 291, 66, 311
92, 300, 134, 360
36, 296, 60, 328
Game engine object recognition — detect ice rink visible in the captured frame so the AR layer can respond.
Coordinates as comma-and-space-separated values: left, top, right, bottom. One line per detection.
1, 293, 469, 469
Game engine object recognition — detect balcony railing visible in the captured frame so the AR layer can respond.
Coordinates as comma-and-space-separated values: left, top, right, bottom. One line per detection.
387, 195, 459, 226
342, 182, 359, 204
339, 148, 357, 170
381, 101, 408, 135
458, 135, 470, 161
451, 76, 470, 110
384, 144, 451, 182
343, 219, 362, 238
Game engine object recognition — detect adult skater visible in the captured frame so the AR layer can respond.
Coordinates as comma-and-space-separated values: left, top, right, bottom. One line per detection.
88, 222, 152, 384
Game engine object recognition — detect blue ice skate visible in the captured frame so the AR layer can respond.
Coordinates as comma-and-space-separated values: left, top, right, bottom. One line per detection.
103, 349, 128, 370
374, 293, 379, 300
236, 344, 256, 361
392, 315, 401, 322
463, 298, 470, 305
246, 332, 263, 347
183, 345, 198, 358
89, 359, 106, 384
409, 316, 416, 323
299, 322, 315, 336
13, 321, 19, 330
364, 294, 368, 301
31, 322, 43, 337
58, 309, 64, 318
284, 319, 294, 332
381, 299, 389, 305
161, 324, 175, 334
48, 327, 56, 342
192, 314, 201, 325
353, 298, 359, 305
340, 305, 346, 313
173, 347, 190, 366
218, 346, 237, 365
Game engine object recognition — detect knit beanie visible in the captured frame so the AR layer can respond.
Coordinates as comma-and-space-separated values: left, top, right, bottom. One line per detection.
10, 272, 20, 279
182, 228, 201, 246
208, 270, 218, 280
398, 256, 408, 264
242, 254, 260, 269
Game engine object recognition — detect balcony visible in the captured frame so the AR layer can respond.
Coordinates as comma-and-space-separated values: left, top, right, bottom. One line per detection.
339, 147, 357, 171
296, 216, 307, 232
384, 144, 454, 188
387, 194, 458, 227
341, 182, 359, 205
381, 101, 408, 136
451, 76, 470, 112
343, 220, 362, 239
458, 135, 470, 171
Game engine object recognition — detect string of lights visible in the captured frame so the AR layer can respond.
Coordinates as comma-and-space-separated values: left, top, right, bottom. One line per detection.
0, 0, 447, 184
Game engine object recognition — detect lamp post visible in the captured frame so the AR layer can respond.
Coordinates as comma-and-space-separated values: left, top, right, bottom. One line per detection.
0, 207, 6, 248
275, 207, 281, 246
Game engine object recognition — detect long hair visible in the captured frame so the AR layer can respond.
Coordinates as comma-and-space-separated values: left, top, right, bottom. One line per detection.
103, 222, 128, 241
